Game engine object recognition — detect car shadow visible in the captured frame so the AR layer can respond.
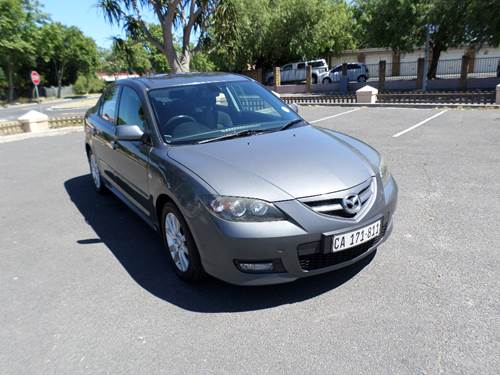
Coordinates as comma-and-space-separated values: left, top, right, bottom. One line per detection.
65, 174, 375, 313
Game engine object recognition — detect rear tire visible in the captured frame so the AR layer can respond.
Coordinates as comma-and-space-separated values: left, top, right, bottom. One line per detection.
88, 150, 106, 194
357, 75, 367, 82
161, 202, 205, 282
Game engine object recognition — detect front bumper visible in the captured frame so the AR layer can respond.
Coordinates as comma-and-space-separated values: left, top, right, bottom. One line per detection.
189, 176, 398, 286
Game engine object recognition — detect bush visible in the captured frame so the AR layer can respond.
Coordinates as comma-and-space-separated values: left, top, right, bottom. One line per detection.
73, 73, 105, 95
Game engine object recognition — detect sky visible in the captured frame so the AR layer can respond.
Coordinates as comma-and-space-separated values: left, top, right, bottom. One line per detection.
41, 0, 156, 49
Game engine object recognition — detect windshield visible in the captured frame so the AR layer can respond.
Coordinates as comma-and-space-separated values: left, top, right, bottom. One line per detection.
148, 80, 302, 144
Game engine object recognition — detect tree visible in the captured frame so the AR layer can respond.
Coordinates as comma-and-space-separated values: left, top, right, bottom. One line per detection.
73, 73, 105, 94
207, 0, 356, 72
39, 23, 98, 97
355, 0, 500, 79
111, 38, 153, 74
0, 0, 37, 102
97, 0, 220, 72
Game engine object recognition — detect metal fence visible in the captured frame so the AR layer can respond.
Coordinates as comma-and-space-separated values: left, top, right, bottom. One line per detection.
364, 56, 499, 81
470, 57, 500, 77
0, 116, 84, 136
365, 61, 419, 81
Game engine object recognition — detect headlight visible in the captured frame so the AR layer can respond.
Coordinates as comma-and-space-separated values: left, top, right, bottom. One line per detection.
206, 196, 285, 222
379, 156, 391, 185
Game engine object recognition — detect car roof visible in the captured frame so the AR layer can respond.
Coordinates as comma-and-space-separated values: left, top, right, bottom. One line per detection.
287, 59, 326, 65
117, 72, 251, 90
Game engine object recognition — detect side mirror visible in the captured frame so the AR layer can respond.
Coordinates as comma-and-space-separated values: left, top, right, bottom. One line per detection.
288, 102, 299, 113
115, 125, 144, 141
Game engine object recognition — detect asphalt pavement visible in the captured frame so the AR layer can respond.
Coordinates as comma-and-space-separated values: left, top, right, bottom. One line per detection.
0, 106, 499, 374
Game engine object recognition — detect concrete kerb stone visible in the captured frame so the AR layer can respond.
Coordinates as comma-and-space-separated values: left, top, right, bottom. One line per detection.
356, 85, 378, 104
17, 110, 49, 133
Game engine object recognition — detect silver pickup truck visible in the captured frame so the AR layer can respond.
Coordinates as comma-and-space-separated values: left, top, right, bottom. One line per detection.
265, 59, 329, 85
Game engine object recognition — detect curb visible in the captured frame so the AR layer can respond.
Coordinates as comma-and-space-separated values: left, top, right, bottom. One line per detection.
1, 98, 71, 109
0, 125, 83, 143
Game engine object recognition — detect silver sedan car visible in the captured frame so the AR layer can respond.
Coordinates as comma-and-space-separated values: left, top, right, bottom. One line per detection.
84, 73, 397, 285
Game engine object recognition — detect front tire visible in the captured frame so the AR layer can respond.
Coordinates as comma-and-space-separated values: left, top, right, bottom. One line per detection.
322, 77, 332, 84
357, 75, 367, 82
161, 202, 205, 282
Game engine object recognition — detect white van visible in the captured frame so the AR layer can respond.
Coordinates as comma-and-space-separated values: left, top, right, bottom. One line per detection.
265, 59, 328, 85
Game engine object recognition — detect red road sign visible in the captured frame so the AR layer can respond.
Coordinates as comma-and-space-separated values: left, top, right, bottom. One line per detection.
31, 71, 40, 86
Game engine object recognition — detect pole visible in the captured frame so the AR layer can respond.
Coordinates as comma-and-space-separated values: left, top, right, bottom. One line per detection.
422, 24, 430, 92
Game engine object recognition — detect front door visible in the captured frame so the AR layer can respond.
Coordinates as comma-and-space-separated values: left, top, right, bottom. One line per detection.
110, 86, 151, 216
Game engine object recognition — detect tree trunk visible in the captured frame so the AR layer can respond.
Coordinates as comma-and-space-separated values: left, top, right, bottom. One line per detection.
7, 60, 14, 103
57, 65, 64, 98
428, 44, 442, 80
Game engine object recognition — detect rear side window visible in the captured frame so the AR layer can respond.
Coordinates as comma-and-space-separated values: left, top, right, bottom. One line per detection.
117, 86, 146, 130
310, 61, 325, 68
100, 86, 119, 123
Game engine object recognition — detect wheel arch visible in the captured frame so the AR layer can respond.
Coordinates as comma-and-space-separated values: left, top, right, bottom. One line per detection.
155, 193, 176, 228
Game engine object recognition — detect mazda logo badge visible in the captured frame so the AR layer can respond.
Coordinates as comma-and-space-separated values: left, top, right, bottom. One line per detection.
342, 194, 361, 214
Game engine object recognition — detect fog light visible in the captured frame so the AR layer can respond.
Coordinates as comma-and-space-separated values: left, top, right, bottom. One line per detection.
238, 262, 273, 272
235, 259, 286, 274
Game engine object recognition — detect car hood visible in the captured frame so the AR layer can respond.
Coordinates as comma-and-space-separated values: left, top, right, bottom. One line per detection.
168, 125, 375, 202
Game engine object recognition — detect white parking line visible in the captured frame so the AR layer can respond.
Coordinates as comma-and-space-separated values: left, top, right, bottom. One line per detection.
392, 109, 448, 138
309, 108, 362, 124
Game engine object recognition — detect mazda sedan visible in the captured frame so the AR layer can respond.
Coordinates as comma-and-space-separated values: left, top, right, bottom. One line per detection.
84, 73, 397, 285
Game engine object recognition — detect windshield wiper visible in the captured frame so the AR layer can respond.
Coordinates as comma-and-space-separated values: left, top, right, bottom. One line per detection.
197, 129, 266, 144
280, 118, 304, 131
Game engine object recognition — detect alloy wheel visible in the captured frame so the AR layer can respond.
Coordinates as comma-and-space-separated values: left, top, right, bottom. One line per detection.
90, 153, 101, 189
165, 212, 190, 272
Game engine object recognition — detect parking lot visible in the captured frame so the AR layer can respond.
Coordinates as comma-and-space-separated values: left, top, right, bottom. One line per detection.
1, 106, 499, 374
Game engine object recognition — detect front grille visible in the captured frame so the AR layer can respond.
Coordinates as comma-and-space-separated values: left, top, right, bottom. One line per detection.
297, 221, 387, 271
299, 177, 376, 219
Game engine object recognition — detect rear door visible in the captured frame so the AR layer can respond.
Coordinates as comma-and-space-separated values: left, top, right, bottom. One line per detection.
110, 85, 152, 215
281, 64, 293, 83
91, 85, 119, 184
296, 62, 306, 81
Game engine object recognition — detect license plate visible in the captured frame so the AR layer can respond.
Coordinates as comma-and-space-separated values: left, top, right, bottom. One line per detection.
332, 220, 381, 252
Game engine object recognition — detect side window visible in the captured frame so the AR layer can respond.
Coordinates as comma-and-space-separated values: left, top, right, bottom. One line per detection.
230, 83, 280, 117
100, 86, 119, 123
310, 61, 324, 68
297, 63, 306, 70
347, 63, 360, 70
282, 64, 292, 71
332, 66, 342, 73
117, 86, 146, 130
